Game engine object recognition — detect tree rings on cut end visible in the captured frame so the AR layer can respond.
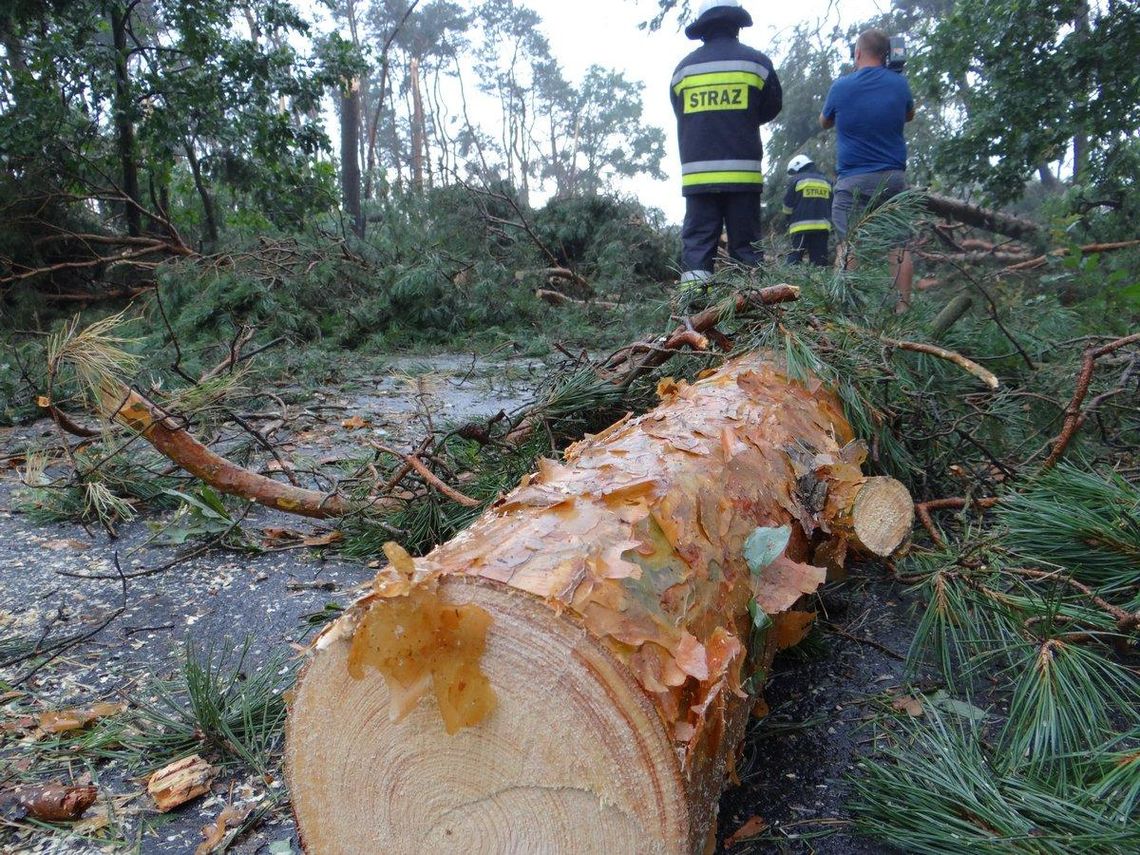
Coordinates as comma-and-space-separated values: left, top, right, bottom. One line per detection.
850, 476, 914, 557
286, 578, 690, 854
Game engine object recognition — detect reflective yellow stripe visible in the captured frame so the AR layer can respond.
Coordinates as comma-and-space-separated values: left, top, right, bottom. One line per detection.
673, 71, 766, 96
789, 221, 831, 234
795, 178, 831, 193
781, 206, 793, 215
682, 171, 764, 187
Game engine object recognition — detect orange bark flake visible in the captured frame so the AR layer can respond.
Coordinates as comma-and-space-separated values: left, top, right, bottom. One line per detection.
773, 610, 817, 650
39, 702, 126, 734
348, 565, 496, 735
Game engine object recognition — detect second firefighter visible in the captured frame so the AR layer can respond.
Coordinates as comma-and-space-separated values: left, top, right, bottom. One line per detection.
782, 155, 832, 267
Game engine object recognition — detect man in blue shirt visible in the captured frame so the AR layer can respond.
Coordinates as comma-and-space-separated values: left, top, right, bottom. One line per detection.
820, 29, 916, 312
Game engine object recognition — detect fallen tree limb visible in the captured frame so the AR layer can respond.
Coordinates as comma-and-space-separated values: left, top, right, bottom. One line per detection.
105, 383, 349, 518
371, 442, 479, 508
924, 193, 1041, 241
44, 285, 157, 303
930, 294, 974, 340
914, 496, 1000, 547
919, 250, 1034, 265
1, 240, 194, 287
1044, 332, 1140, 469
882, 338, 1000, 390
1001, 239, 1140, 273
286, 352, 912, 853
535, 288, 618, 309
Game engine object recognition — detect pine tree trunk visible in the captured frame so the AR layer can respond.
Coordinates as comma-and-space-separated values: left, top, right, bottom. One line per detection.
110, 3, 142, 237
340, 78, 364, 237
410, 57, 426, 192
285, 352, 912, 854
184, 142, 219, 246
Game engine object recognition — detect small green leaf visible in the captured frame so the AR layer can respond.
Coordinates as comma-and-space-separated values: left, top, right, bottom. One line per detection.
748, 597, 774, 632
744, 525, 791, 575
743, 598, 774, 693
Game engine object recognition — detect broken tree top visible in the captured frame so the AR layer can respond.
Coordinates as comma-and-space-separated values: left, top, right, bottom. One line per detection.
286, 352, 912, 854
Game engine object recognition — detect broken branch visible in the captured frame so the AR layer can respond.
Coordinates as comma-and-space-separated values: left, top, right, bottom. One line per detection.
882, 338, 1000, 390
1002, 240, 1140, 273
107, 383, 349, 518
924, 193, 1040, 241
372, 442, 480, 508
914, 497, 1000, 547
1044, 332, 1140, 469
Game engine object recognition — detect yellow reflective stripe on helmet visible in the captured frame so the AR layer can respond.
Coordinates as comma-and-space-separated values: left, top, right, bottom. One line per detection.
682, 171, 764, 187
795, 178, 831, 193
789, 220, 831, 234
673, 71, 766, 96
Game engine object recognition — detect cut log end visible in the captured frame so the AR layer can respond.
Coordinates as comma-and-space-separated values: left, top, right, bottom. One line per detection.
850, 477, 914, 557
286, 579, 690, 855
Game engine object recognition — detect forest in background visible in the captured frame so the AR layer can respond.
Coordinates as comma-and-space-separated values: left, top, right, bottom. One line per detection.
1, 1, 1139, 853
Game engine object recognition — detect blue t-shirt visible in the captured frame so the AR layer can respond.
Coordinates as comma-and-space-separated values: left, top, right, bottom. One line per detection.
822, 67, 914, 177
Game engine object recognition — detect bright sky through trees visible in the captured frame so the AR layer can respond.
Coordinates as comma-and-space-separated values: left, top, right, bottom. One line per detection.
304, 0, 887, 222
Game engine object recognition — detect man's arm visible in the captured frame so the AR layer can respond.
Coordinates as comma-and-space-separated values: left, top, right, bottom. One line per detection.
820, 81, 837, 129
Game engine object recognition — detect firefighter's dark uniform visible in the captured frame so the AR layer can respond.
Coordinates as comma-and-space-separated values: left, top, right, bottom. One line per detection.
782, 168, 832, 266
670, 4, 782, 284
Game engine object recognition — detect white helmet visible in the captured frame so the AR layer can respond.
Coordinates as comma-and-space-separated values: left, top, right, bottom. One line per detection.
696, 0, 741, 13
787, 155, 813, 174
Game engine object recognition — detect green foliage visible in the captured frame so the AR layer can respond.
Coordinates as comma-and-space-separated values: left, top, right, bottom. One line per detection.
1000, 465, 1140, 594
150, 486, 251, 549
532, 195, 678, 286
533, 63, 667, 197
18, 444, 182, 529
851, 712, 1140, 854
1000, 635, 1139, 782
916, 0, 1140, 202
129, 640, 293, 773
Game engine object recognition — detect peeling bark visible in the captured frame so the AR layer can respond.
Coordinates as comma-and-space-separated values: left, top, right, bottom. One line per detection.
286, 352, 912, 854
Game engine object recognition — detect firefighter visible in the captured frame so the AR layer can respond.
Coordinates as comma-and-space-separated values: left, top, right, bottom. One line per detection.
781, 155, 832, 267
670, 0, 782, 290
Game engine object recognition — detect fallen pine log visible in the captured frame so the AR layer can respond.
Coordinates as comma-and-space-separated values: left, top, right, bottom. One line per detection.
924, 193, 1041, 241
285, 351, 912, 854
